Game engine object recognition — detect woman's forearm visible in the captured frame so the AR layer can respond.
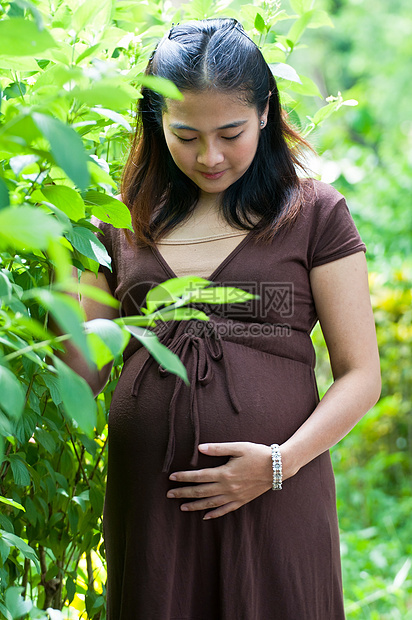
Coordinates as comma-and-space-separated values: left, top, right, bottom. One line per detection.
48, 269, 117, 396
57, 337, 112, 397
280, 367, 381, 480
49, 314, 112, 397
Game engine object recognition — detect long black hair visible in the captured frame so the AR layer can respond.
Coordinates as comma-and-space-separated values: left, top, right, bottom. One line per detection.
122, 18, 310, 247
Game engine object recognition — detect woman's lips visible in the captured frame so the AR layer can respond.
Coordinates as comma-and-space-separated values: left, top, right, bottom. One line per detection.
199, 170, 226, 180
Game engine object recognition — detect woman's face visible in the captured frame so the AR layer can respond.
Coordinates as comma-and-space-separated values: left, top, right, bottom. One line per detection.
162, 90, 268, 201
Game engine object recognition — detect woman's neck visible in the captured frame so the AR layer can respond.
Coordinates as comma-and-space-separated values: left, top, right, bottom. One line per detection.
193, 192, 222, 216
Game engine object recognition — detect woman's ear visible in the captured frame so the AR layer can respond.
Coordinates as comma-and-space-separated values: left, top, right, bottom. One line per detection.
260, 98, 270, 128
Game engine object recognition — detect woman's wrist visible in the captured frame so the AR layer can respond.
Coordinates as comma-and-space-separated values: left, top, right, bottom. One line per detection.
270, 444, 282, 490
275, 441, 302, 483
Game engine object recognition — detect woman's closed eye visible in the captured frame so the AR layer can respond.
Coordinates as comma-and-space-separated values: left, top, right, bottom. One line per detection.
175, 132, 243, 143
175, 135, 196, 142
222, 132, 242, 140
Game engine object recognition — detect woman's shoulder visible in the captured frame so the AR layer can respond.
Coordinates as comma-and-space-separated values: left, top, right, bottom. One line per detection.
298, 178, 350, 229
300, 178, 345, 209
297, 178, 365, 269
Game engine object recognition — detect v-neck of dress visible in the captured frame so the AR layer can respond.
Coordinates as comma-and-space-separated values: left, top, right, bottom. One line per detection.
151, 225, 259, 281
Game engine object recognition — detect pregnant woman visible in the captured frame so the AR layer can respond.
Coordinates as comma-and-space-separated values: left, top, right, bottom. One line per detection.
65, 18, 381, 619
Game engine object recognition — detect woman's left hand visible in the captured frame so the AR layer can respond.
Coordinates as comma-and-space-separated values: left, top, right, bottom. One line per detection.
167, 442, 274, 520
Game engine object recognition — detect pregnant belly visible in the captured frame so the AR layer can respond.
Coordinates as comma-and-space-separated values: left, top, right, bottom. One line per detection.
107, 340, 319, 476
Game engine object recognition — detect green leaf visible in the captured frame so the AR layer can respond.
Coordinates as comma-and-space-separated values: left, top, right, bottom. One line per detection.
307, 9, 334, 29
1, 532, 39, 569
288, 75, 322, 98
47, 236, 73, 285
0, 496, 25, 512
114, 315, 152, 327
73, 252, 99, 275
32, 113, 90, 191
90, 107, 132, 132
66, 576, 76, 604
40, 186, 86, 222
254, 13, 266, 33
270, 63, 302, 84
89, 480, 104, 515
4, 586, 32, 618
8, 456, 31, 486
0, 537, 10, 564
85, 318, 129, 359
88, 160, 117, 190
32, 63, 83, 92
262, 48, 286, 64
34, 289, 90, 361
149, 307, 209, 325
75, 43, 102, 65
35, 427, 56, 454
54, 358, 97, 435
66, 226, 112, 269
74, 82, 139, 111
86, 191, 133, 230
61, 280, 119, 309
0, 366, 25, 419
289, 0, 314, 15
0, 178, 10, 209
287, 11, 314, 45
56, 279, 120, 309
287, 8, 332, 44
72, 489, 89, 511
12, 0, 44, 30
0, 56, 40, 71
0, 113, 41, 147
86, 333, 114, 369
68, 502, 79, 532
0, 272, 13, 299
137, 75, 184, 100
73, 0, 112, 34
4, 82, 27, 100
42, 373, 62, 405
312, 101, 340, 125
9, 154, 38, 177
0, 206, 63, 251
144, 277, 212, 313
0, 18, 57, 56
126, 326, 189, 385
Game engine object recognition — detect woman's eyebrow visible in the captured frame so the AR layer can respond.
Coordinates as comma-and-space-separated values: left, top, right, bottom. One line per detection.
169, 120, 248, 131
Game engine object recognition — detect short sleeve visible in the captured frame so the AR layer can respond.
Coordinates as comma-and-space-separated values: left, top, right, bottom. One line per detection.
310, 191, 366, 269
91, 216, 118, 297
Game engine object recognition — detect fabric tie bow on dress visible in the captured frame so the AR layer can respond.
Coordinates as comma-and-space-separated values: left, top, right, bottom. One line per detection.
130, 319, 242, 472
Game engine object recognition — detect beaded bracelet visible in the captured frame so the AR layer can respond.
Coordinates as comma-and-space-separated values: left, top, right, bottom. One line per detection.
270, 443, 283, 490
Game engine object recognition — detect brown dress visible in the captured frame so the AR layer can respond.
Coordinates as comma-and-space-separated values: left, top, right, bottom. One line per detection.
95, 180, 366, 619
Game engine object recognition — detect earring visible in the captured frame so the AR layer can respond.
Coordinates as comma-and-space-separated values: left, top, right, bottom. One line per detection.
260, 120, 265, 127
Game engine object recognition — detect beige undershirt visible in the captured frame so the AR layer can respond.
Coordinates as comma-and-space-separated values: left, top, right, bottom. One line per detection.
156, 230, 250, 278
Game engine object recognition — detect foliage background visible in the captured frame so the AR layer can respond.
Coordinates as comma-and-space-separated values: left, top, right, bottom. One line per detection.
0, 0, 411, 618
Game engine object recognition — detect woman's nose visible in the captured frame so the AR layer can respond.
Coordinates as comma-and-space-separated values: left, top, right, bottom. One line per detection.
196, 141, 225, 168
